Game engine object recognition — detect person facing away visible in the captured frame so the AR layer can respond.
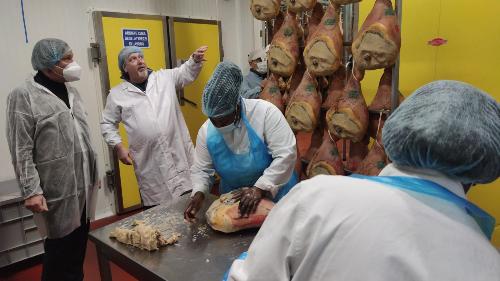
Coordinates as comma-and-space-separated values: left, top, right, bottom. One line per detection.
184, 61, 298, 221
100, 45, 207, 207
240, 47, 268, 99
226, 80, 500, 281
6, 38, 99, 281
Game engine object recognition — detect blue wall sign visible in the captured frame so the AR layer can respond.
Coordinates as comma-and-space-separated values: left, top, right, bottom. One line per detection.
122, 29, 149, 48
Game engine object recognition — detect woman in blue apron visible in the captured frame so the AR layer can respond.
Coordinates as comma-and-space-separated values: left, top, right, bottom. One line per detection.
185, 62, 298, 221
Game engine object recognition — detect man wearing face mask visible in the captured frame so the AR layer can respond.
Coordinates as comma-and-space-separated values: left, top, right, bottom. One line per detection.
6, 38, 99, 281
184, 62, 298, 221
240, 47, 268, 99
101, 45, 207, 207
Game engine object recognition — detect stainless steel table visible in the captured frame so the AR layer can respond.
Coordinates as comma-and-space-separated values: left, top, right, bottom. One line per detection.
89, 195, 257, 281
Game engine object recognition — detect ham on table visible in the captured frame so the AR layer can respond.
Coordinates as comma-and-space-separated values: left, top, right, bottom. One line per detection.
303, 3, 343, 77
205, 191, 275, 233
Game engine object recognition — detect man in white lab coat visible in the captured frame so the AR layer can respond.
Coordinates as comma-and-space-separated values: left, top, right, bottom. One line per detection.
226, 80, 500, 281
101, 46, 207, 206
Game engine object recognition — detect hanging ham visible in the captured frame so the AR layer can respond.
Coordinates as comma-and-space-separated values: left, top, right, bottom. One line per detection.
355, 141, 388, 176
206, 191, 275, 233
337, 137, 369, 172
285, 70, 322, 132
330, 0, 363, 4
268, 12, 301, 77
367, 67, 404, 139
352, 0, 401, 71
260, 74, 285, 113
286, 0, 317, 13
283, 59, 306, 106
303, 3, 343, 76
304, 2, 325, 42
326, 73, 369, 142
321, 66, 346, 111
306, 131, 345, 177
250, 0, 281, 21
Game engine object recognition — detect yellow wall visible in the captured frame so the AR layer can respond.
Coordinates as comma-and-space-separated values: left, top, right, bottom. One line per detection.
359, 0, 500, 246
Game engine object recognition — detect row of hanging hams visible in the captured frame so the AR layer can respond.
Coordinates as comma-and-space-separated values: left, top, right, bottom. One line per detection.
252, 0, 402, 177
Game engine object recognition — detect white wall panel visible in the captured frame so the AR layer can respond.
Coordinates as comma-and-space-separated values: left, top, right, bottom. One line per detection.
0, 0, 261, 219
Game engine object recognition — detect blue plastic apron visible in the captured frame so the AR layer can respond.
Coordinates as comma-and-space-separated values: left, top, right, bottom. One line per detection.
207, 105, 298, 202
350, 174, 495, 239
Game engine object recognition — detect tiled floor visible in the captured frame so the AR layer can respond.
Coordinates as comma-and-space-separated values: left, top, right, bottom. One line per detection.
0, 210, 142, 281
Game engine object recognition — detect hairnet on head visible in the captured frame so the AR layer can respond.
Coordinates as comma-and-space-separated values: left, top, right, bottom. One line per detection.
118, 46, 143, 74
31, 38, 71, 70
202, 61, 243, 118
382, 80, 500, 184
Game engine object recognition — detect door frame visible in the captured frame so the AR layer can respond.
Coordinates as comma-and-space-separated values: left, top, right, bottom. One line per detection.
93, 11, 170, 213
167, 17, 224, 69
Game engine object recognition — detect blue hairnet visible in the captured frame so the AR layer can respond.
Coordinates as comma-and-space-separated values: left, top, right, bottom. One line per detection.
118, 46, 143, 75
202, 62, 243, 118
31, 38, 71, 70
382, 80, 500, 184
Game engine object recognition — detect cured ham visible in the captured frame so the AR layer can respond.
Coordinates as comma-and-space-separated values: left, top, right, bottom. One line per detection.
268, 12, 301, 77
326, 73, 369, 142
352, 0, 401, 71
109, 220, 180, 251
285, 70, 321, 132
206, 191, 275, 233
250, 0, 281, 21
260, 74, 285, 113
307, 131, 345, 177
355, 141, 388, 176
321, 66, 346, 110
367, 67, 404, 139
283, 60, 306, 106
303, 3, 343, 76
304, 2, 325, 42
330, 0, 362, 4
337, 137, 368, 172
286, 0, 317, 13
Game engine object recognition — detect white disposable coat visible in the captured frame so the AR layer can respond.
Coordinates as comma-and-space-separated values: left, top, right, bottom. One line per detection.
6, 76, 99, 239
101, 58, 202, 206
190, 99, 296, 197
228, 164, 500, 281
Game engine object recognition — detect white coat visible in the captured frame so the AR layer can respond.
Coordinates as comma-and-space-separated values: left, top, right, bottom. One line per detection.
101, 58, 202, 206
6, 76, 99, 239
228, 164, 500, 281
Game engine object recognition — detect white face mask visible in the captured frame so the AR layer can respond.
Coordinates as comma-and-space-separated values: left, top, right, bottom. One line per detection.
216, 123, 237, 134
256, 61, 268, 74
56, 61, 82, 82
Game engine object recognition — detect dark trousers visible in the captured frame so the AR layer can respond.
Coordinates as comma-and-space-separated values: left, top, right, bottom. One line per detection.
41, 209, 90, 281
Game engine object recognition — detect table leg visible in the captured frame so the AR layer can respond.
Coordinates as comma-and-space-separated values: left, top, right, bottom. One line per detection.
96, 246, 112, 281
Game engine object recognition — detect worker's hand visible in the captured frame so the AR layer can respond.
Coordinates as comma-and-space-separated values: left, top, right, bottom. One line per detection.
192, 46, 208, 63
184, 192, 205, 223
115, 143, 133, 165
24, 194, 48, 213
232, 187, 263, 218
